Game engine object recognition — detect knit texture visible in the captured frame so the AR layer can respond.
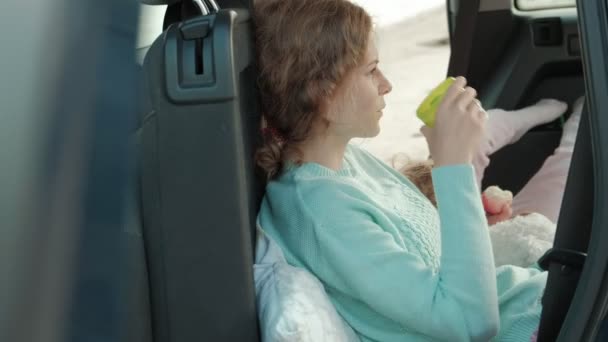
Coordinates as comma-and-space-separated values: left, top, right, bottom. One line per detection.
258, 144, 545, 341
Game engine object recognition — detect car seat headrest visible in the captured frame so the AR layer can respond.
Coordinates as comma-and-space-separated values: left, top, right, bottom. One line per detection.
140, 0, 181, 5
140, 0, 220, 12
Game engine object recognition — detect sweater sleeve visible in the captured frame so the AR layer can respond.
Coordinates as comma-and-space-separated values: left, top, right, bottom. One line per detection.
432, 164, 500, 338
296, 165, 499, 342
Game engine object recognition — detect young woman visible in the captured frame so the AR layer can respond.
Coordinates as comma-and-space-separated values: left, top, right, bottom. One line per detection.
254, 0, 546, 340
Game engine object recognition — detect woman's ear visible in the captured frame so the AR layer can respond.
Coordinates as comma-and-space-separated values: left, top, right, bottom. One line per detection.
321, 88, 344, 123
317, 97, 332, 121
323, 72, 355, 124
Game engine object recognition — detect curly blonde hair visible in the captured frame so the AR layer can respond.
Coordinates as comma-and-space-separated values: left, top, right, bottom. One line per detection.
253, 0, 373, 180
400, 159, 437, 207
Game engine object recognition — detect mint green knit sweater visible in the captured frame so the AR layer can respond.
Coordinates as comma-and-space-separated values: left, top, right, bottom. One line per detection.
257, 144, 547, 341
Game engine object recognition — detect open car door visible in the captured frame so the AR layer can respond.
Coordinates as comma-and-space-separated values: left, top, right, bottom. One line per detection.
447, 0, 608, 340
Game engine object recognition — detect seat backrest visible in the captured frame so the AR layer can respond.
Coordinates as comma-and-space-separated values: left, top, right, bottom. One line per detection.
121, 62, 154, 342
139, 4, 262, 342
122, 130, 154, 342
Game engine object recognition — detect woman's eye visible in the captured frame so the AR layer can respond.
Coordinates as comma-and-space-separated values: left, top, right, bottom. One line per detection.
369, 68, 377, 75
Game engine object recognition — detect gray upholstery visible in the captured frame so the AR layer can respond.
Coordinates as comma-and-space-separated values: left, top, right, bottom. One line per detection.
121, 136, 153, 342
138, 8, 262, 342
121, 65, 154, 342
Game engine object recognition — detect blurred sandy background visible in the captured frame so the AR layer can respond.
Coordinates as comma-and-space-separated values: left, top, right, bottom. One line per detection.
349, 2, 450, 166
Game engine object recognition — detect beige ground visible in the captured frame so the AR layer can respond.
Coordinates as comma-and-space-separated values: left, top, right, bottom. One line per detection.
352, 6, 450, 166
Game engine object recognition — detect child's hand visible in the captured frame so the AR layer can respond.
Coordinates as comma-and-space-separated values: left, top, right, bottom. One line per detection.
482, 186, 513, 225
486, 203, 513, 225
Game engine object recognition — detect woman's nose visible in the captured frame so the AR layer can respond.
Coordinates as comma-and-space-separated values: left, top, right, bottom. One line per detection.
380, 74, 392, 95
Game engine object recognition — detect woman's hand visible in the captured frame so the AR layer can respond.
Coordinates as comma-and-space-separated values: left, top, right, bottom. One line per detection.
421, 77, 487, 167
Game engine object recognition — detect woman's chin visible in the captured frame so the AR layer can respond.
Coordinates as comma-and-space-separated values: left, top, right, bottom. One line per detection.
369, 125, 382, 137
353, 124, 382, 139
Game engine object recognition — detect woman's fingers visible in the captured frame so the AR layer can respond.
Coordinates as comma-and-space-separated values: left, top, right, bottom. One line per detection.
467, 99, 488, 122
466, 99, 482, 113
456, 87, 477, 111
428, 75, 487, 166
442, 76, 468, 104
420, 125, 431, 140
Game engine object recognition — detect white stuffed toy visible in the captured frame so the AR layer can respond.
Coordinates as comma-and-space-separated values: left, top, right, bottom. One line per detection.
482, 186, 555, 268
489, 213, 555, 268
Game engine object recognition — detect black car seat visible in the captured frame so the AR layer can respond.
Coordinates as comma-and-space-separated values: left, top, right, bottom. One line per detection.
537, 101, 594, 341
121, 59, 154, 341
134, 0, 263, 341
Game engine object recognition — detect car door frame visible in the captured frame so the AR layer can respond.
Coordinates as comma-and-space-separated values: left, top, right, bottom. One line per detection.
446, 0, 608, 340
552, 0, 608, 340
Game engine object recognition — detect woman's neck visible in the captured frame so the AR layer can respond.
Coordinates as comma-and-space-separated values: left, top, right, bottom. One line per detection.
297, 132, 350, 171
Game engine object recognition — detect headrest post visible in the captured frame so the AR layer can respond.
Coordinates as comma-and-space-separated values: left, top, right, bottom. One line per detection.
192, 0, 210, 15
205, 0, 220, 13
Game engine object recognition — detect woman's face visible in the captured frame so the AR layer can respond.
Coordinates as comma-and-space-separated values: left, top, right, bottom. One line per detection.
325, 35, 393, 140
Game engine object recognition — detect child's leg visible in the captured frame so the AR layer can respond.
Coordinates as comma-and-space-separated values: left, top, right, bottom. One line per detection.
473, 99, 568, 188
511, 97, 584, 223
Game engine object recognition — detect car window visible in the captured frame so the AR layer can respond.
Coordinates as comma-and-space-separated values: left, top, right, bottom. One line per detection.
516, 0, 576, 11
137, 4, 166, 49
